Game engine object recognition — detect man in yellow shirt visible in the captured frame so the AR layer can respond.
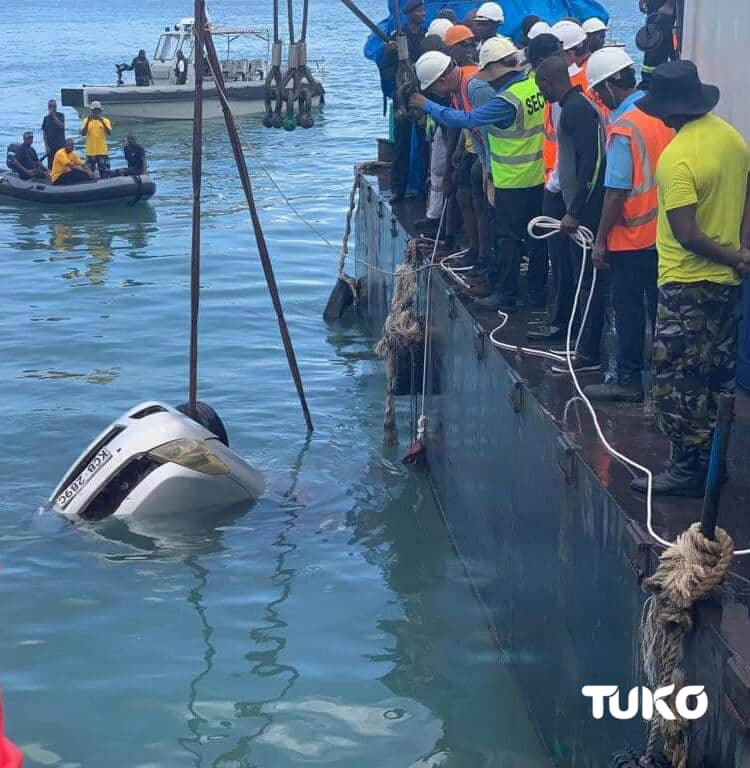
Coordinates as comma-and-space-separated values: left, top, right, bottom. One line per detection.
51, 139, 95, 185
632, 61, 750, 496
81, 101, 112, 177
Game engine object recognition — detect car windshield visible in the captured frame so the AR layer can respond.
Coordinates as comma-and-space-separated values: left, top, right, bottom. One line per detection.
155, 34, 179, 61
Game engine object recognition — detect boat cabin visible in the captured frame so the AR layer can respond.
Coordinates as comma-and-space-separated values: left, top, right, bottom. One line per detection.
144, 17, 270, 86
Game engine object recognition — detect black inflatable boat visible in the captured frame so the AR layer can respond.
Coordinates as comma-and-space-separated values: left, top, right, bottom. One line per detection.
0, 171, 155, 206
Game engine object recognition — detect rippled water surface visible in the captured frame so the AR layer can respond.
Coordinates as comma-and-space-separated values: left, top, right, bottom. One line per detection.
1, 0, 637, 765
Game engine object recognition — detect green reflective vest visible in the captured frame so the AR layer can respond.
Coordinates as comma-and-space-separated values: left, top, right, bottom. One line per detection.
488, 74, 545, 189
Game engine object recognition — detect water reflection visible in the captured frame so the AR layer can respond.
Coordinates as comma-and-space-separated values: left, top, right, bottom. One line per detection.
2, 203, 158, 285
68, 496, 252, 561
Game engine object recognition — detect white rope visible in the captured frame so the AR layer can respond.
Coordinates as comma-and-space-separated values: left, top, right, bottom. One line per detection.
522, 216, 749, 557
439, 249, 473, 288
416, 200, 448, 442
488, 217, 597, 364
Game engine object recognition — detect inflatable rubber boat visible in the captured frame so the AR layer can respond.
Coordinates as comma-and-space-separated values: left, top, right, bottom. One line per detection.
0, 171, 155, 206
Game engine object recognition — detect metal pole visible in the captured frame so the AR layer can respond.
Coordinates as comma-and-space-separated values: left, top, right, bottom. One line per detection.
202, 18, 314, 433
700, 394, 735, 541
188, 0, 205, 420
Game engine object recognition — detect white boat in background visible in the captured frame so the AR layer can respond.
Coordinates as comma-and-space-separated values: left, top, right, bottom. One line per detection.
60, 17, 325, 122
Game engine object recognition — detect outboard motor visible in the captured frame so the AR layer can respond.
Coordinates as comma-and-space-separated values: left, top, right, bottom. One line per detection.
115, 63, 129, 86
50, 401, 264, 522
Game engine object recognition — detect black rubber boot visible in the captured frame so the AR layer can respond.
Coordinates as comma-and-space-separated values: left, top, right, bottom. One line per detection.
631, 446, 706, 498
584, 381, 645, 404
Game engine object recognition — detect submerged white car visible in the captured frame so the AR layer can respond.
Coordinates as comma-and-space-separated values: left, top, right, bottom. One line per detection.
50, 401, 264, 522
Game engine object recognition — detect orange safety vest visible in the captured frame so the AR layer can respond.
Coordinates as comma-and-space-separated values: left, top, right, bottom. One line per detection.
542, 103, 556, 185
606, 106, 675, 252
451, 65, 480, 153
543, 65, 608, 185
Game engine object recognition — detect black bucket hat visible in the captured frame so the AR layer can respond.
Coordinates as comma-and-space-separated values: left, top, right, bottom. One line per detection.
635, 14, 663, 52
637, 60, 720, 119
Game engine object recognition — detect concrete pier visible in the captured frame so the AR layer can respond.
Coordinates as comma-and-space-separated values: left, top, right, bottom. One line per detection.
353, 169, 750, 767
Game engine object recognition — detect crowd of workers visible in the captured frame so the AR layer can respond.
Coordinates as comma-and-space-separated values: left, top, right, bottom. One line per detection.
8, 101, 147, 185
373, 1, 750, 498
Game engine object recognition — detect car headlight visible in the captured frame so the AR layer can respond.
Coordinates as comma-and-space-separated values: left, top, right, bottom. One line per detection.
149, 439, 229, 475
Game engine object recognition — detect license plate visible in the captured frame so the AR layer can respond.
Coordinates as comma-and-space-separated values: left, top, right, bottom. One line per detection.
57, 448, 113, 510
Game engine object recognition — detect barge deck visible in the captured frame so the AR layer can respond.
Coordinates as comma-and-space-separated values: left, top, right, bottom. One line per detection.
352, 167, 750, 767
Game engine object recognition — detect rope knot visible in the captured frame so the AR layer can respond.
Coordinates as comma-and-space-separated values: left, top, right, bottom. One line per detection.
641, 523, 734, 766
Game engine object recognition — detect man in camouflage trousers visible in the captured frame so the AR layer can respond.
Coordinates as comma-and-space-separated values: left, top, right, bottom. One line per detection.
651, 284, 742, 482
633, 61, 750, 496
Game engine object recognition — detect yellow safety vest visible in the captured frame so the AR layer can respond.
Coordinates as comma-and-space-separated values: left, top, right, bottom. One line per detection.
488, 75, 545, 189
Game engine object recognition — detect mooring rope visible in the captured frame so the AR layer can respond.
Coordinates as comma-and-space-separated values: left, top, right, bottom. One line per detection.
374, 238, 428, 445
336, 162, 392, 304
373, 201, 447, 445
639, 523, 734, 767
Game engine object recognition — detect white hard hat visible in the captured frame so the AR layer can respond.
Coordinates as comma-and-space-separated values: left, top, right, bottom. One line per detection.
582, 17, 609, 34
90, 100, 103, 110
551, 20, 586, 51
527, 21, 551, 40
426, 18, 454, 41
586, 46, 634, 89
475, 2, 504, 23
415, 50, 452, 90
478, 35, 519, 70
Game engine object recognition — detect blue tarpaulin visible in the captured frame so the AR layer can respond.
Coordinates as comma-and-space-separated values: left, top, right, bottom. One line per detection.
363, 0, 609, 64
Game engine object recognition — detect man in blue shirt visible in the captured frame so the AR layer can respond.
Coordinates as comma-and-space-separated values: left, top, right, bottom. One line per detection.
411, 36, 554, 311
582, 48, 673, 402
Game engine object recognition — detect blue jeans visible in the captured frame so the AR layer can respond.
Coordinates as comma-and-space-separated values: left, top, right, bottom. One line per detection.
609, 248, 658, 383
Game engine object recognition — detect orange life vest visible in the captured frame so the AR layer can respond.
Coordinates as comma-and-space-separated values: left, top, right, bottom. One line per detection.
606, 106, 675, 252
451, 65, 479, 153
